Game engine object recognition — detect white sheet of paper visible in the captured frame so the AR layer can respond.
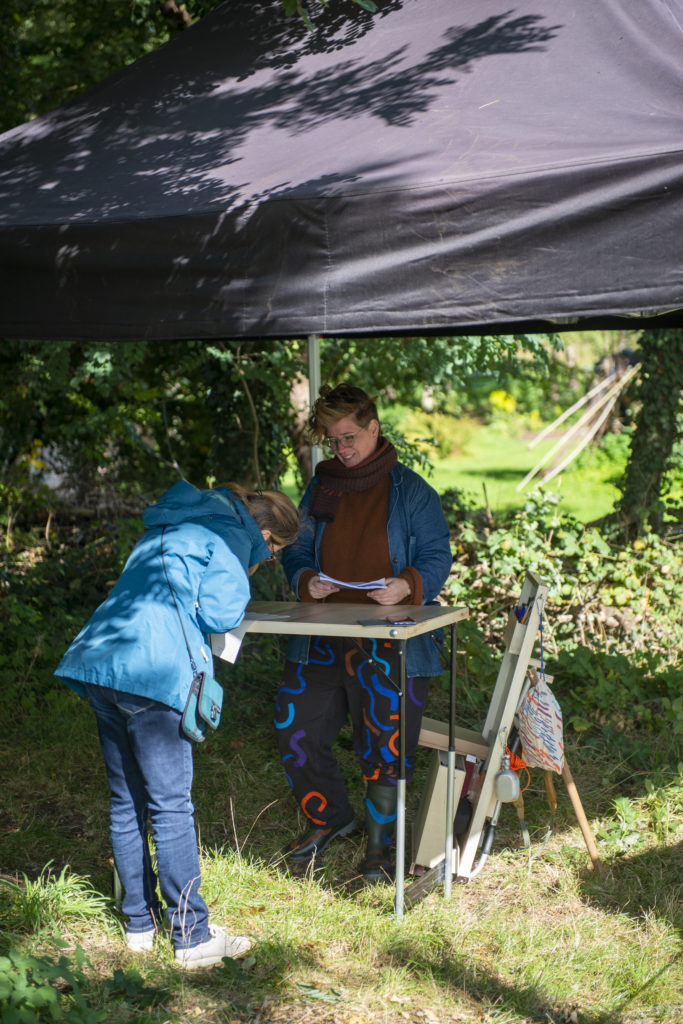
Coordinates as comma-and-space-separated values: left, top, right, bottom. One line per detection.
216, 611, 294, 662
319, 573, 386, 590
216, 618, 251, 663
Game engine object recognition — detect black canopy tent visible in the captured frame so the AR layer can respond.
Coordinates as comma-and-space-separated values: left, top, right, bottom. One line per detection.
0, 0, 682, 342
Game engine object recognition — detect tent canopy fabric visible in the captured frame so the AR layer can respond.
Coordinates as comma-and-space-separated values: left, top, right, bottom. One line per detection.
0, 0, 682, 341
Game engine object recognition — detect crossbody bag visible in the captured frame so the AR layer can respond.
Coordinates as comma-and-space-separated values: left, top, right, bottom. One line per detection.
161, 527, 224, 742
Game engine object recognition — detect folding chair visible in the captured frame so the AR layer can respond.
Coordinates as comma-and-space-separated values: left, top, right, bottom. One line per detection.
410, 571, 598, 889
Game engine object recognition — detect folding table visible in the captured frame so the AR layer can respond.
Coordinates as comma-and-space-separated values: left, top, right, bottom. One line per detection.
211, 600, 469, 919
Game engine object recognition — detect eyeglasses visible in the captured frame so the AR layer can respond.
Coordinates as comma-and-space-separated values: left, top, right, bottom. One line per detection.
325, 426, 367, 451
266, 539, 284, 563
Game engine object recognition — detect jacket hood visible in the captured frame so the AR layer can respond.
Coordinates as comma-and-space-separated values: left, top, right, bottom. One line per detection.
143, 480, 270, 565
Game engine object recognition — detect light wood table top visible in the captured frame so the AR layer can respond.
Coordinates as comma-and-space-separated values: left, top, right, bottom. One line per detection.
211, 601, 468, 661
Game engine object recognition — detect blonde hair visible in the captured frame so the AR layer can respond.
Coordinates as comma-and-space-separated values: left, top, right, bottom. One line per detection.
307, 383, 379, 445
223, 483, 300, 547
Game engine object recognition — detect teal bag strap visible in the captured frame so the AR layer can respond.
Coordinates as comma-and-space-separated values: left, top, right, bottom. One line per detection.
160, 526, 198, 677
161, 527, 223, 742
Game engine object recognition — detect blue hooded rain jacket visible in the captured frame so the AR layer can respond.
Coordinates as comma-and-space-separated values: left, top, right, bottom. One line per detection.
55, 481, 269, 712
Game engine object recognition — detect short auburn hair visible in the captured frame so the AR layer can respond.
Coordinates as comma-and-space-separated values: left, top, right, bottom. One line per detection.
307, 383, 379, 445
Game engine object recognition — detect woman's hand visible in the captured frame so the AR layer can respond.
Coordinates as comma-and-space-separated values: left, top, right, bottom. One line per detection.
367, 577, 411, 605
307, 575, 341, 600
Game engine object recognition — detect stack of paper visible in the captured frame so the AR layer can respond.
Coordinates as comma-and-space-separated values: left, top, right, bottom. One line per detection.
319, 573, 386, 589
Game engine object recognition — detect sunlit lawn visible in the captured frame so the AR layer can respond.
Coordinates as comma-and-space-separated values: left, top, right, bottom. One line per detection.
428, 421, 626, 523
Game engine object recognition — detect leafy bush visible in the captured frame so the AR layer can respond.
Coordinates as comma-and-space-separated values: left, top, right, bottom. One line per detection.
381, 404, 475, 459
441, 488, 683, 766
0, 943, 166, 1024
0, 946, 101, 1024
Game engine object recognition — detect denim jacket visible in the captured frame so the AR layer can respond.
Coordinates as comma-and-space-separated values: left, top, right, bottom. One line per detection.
282, 463, 452, 676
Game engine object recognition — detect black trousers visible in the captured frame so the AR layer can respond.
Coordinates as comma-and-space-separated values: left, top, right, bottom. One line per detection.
275, 636, 429, 830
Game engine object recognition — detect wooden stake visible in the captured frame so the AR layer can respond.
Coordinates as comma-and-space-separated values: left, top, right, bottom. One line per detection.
561, 759, 601, 870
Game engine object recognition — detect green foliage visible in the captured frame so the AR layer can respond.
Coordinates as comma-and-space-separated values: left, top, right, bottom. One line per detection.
101, 967, 166, 1008
282, 0, 377, 33
598, 765, 683, 853
203, 339, 306, 486
377, 422, 436, 475
616, 328, 683, 534
0, 1, 224, 133
320, 334, 562, 411
552, 645, 682, 770
598, 795, 647, 854
442, 488, 682, 765
0, 945, 101, 1024
0, 517, 133, 747
0, 340, 305, 537
467, 348, 588, 424
0, 938, 165, 1022
381, 405, 475, 460
447, 488, 682, 630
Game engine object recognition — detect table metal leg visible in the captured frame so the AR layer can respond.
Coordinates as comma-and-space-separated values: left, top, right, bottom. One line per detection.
444, 622, 457, 897
394, 639, 406, 920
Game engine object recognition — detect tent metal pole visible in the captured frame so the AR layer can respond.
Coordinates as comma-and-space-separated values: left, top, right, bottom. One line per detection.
308, 334, 323, 472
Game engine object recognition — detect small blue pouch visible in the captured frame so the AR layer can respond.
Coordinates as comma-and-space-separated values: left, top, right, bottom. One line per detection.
182, 672, 223, 742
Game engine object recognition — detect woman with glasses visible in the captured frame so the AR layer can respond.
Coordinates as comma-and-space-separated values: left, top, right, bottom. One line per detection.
56, 480, 299, 967
276, 384, 452, 883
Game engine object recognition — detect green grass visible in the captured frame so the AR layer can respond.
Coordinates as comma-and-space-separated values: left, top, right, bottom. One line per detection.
1, 697, 681, 1024
428, 419, 626, 523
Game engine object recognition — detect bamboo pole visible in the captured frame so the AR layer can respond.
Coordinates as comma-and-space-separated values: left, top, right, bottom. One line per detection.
517, 364, 639, 491
517, 387, 612, 491
528, 374, 614, 450
540, 389, 620, 486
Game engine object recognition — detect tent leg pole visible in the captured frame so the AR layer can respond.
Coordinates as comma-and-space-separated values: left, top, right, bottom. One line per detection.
308, 334, 323, 471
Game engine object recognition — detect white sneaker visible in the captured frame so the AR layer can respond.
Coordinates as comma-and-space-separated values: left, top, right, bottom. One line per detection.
175, 924, 254, 970
126, 928, 156, 952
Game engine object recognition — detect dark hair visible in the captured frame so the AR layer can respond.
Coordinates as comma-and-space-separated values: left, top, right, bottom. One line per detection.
222, 484, 300, 546
307, 383, 379, 444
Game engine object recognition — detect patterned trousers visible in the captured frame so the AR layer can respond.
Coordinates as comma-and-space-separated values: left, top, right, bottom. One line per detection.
275, 636, 429, 830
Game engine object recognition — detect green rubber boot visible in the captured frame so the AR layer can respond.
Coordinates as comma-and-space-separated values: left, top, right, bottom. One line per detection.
361, 782, 397, 884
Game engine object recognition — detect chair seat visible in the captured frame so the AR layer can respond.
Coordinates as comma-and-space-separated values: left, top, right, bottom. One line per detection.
418, 718, 489, 759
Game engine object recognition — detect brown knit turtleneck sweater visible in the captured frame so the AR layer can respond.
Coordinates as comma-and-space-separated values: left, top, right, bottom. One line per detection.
299, 477, 423, 605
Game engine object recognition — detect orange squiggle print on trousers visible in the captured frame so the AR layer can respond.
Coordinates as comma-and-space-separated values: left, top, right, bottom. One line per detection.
362, 707, 381, 736
301, 791, 328, 825
387, 712, 400, 756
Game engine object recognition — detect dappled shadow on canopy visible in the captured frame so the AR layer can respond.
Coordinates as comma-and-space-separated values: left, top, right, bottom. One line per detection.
1, 0, 681, 339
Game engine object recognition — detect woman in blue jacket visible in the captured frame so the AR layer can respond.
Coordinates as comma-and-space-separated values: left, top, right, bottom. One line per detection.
276, 384, 452, 883
56, 480, 299, 969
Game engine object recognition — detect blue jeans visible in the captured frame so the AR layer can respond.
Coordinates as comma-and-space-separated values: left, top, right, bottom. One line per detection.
85, 684, 209, 950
